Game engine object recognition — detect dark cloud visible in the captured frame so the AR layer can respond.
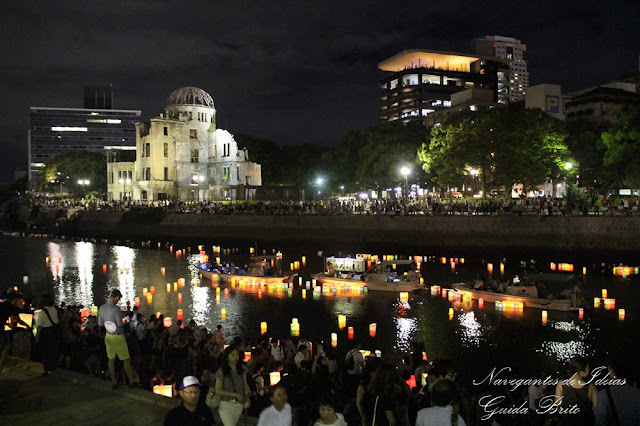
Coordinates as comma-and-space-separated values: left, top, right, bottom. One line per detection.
1, 0, 639, 181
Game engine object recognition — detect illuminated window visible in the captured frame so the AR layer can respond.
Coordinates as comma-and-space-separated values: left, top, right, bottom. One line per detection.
390, 79, 398, 90
190, 149, 199, 163
222, 166, 230, 182
422, 75, 440, 85
444, 101, 452, 107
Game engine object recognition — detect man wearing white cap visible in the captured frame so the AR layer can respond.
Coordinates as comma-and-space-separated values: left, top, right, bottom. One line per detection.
165, 376, 214, 426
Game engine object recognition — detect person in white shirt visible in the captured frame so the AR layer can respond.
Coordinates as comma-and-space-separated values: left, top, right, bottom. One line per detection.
294, 344, 309, 369
416, 379, 466, 426
270, 339, 284, 362
257, 385, 292, 426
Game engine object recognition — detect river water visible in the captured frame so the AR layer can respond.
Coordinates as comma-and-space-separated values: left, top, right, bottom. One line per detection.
2, 234, 639, 382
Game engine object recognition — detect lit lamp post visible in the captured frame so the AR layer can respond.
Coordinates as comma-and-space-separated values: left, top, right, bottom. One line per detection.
400, 166, 411, 199
469, 168, 477, 195
77, 179, 90, 196
192, 174, 205, 202
118, 178, 131, 201
316, 177, 324, 200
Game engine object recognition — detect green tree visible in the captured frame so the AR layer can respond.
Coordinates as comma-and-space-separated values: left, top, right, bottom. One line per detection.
418, 109, 569, 197
601, 105, 640, 188
234, 134, 285, 185
326, 122, 429, 193
565, 119, 612, 195
39, 152, 107, 194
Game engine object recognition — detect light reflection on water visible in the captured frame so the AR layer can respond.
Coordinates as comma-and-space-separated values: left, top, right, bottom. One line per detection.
5, 236, 639, 376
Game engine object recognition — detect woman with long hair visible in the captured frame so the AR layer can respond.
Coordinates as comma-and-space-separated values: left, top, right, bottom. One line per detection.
362, 362, 410, 426
215, 344, 251, 425
554, 357, 597, 425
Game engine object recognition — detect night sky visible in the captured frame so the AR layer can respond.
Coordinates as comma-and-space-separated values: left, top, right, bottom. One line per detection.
1, 1, 639, 182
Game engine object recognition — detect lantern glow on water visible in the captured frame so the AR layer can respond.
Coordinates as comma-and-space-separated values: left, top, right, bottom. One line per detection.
369, 323, 376, 337
331, 333, 337, 347
338, 315, 346, 329
602, 289, 608, 299
399, 292, 409, 303
348, 327, 354, 340
594, 297, 601, 308
542, 310, 548, 324
261, 322, 267, 335
178, 293, 183, 304
618, 309, 625, 321
221, 308, 226, 319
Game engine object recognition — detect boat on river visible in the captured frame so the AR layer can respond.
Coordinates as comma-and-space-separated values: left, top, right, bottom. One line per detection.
312, 256, 423, 292
198, 254, 296, 286
449, 274, 581, 311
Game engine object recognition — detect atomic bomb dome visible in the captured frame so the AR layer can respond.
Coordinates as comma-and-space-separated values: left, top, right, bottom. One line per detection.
167, 87, 215, 108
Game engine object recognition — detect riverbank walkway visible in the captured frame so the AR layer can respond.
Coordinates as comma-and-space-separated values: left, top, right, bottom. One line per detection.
0, 356, 176, 425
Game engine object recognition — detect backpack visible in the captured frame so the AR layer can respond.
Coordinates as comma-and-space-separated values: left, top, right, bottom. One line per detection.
345, 350, 356, 371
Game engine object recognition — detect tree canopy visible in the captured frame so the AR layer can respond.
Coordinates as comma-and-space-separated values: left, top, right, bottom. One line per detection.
40, 151, 107, 194
324, 122, 429, 192
418, 108, 569, 195
601, 104, 640, 188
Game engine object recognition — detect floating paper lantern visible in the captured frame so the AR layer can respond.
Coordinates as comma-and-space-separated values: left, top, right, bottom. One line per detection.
177, 309, 183, 320
46, 257, 50, 264
448, 308, 454, 317
331, 333, 337, 348
290, 322, 300, 336
400, 292, 409, 302
602, 289, 608, 299
178, 293, 183, 304
163, 317, 172, 328
134, 297, 140, 307
618, 309, 625, 321
422, 351, 428, 361
91, 305, 98, 316
216, 287, 220, 295
150, 286, 156, 295
422, 373, 429, 386
440, 257, 447, 264
369, 323, 376, 337
542, 310, 548, 324
224, 288, 229, 298
578, 308, 584, 320
302, 256, 306, 266
244, 351, 251, 362
442, 289, 448, 298
375, 350, 382, 358
594, 297, 600, 308
479, 298, 484, 309
500, 263, 505, 275
221, 308, 226, 319
143, 287, 148, 295
550, 262, 556, 271
338, 315, 346, 329
153, 385, 173, 398
261, 322, 267, 335
348, 327, 354, 340
166, 283, 171, 292
292, 318, 298, 324
582, 266, 587, 275
487, 263, 493, 274
302, 289, 306, 299
270, 371, 281, 386
216, 295, 220, 304
146, 294, 153, 304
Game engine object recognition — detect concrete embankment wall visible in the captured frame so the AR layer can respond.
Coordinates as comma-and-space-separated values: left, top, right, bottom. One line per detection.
67, 211, 640, 252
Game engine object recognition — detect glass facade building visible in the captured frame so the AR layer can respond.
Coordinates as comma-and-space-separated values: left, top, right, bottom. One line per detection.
28, 107, 141, 183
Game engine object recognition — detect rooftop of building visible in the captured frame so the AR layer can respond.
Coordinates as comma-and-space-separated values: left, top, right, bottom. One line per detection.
167, 87, 215, 108
378, 49, 506, 72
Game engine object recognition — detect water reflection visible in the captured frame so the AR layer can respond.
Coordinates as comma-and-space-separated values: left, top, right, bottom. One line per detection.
75, 242, 94, 307
458, 311, 482, 347
111, 245, 136, 309
190, 286, 212, 329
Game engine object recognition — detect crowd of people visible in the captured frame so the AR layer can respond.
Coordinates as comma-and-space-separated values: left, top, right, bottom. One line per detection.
2, 288, 640, 425
21, 192, 640, 218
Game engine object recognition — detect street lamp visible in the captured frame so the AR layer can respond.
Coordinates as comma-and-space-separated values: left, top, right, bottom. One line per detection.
192, 174, 205, 202
118, 178, 131, 201
469, 169, 478, 194
400, 166, 411, 199
77, 179, 90, 197
315, 177, 324, 200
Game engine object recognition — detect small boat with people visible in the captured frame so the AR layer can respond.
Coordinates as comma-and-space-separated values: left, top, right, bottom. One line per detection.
312, 256, 424, 292
449, 273, 582, 311
198, 253, 296, 286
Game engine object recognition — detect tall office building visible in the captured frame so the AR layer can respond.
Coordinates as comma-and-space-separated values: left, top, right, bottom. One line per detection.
28, 88, 140, 184
84, 85, 113, 109
378, 49, 507, 126
472, 35, 528, 103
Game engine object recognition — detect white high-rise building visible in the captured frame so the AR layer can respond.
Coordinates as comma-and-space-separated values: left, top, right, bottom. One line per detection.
472, 35, 529, 103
